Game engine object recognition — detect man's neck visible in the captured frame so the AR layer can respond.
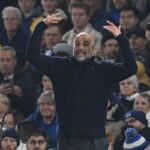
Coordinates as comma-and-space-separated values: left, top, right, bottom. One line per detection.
43, 115, 55, 124
23, 10, 34, 18
7, 31, 17, 40
74, 25, 87, 34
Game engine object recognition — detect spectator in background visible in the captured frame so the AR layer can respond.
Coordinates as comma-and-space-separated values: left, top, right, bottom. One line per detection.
27, 91, 58, 148
107, 0, 132, 25
136, 61, 150, 91
119, 6, 141, 36
0, 94, 11, 121
84, 0, 110, 32
26, 129, 49, 150
62, 2, 102, 51
118, 75, 140, 112
0, 46, 37, 117
16, 120, 38, 150
0, 128, 20, 150
0, 6, 29, 67
0, 110, 24, 131
42, 75, 53, 92
30, 0, 67, 33
41, 24, 63, 55
134, 93, 150, 127
18, 0, 41, 34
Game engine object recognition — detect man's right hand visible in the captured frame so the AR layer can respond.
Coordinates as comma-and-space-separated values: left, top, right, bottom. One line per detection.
43, 13, 62, 26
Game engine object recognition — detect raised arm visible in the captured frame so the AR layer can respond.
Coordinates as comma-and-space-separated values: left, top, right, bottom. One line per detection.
26, 14, 62, 74
103, 21, 137, 81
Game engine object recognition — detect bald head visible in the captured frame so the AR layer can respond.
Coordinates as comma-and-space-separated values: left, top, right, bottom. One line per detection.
73, 32, 96, 61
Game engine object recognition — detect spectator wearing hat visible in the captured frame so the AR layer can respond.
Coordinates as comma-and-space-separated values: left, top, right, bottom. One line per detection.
123, 127, 149, 150
118, 75, 140, 112
113, 110, 150, 150
0, 128, 20, 150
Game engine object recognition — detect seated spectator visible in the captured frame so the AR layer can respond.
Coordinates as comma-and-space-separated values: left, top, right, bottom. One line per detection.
113, 110, 150, 150
16, 120, 38, 150
41, 24, 63, 55
0, 46, 38, 117
18, 0, 41, 34
101, 33, 119, 61
62, 2, 102, 51
0, 128, 20, 150
27, 91, 58, 148
41, 75, 53, 92
26, 129, 49, 150
30, 0, 67, 33
123, 127, 149, 150
134, 93, 150, 127
119, 75, 140, 112
107, 0, 132, 25
119, 6, 141, 36
0, 94, 11, 121
0, 110, 24, 131
136, 61, 150, 91
0, 6, 29, 67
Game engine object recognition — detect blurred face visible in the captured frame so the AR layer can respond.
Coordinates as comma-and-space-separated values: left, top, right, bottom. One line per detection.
134, 96, 150, 113
42, 75, 53, 91
26, 136, 47, 150
125, 118, 144, 130
84, 0, 102, 12
1, 137, 17, 150
145, 30, 150, 43
3, 11, 21, 32
18, 0, 35, 13
3, 113, 15, 129
113, 0, 127, 10
43, 26, 62, 49
129, 35, 146, 52
41, 0, 58, 14
0, 100, 9, 117
120, 79, 137, 97
103, 39, 119, 59
0, 51, 16, 76
71, 7, 90, 28
38, 97, 56, 118
120, 11, 138, 30
73, 33, 95, 61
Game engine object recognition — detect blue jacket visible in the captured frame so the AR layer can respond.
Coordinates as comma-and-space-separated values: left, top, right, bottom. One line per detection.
27, 111, 58, 147
27, 21, 137, 138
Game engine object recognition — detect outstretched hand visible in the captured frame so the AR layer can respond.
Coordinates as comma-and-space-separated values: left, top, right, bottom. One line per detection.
43, 13, 62, 25
103, 20, 121, 37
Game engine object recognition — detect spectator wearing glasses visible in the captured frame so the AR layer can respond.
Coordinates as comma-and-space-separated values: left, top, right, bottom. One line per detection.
26, 129, 49, 150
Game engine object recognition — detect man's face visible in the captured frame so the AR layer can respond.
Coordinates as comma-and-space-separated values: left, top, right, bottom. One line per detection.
42, 75, 53, 91
120, 10, 138, 30
0, 51, 16, 76
41, 0, 58, 13
73, 33, 95, 61
145, 30, 150, 43
71, 7, 90, 29
26, 136, 47, 150
3, 11, 21, 32
43, 26, 62, 49
18, 0, 35, 13
119, 79, 137, 97
103, 39, 119, 59
1, 137, 17, 150
129, 34, 146, 52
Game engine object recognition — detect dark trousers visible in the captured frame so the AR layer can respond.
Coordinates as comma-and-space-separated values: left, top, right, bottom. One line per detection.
57, 137, 109, 150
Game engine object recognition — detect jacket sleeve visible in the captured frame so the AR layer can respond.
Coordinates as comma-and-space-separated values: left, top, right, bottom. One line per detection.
26, 21, 54, 77
102, 34, 137, 83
